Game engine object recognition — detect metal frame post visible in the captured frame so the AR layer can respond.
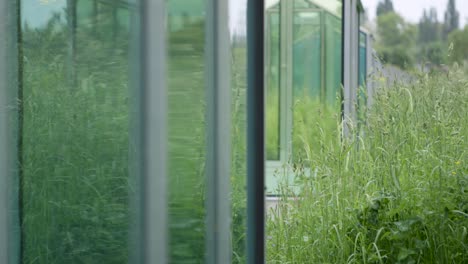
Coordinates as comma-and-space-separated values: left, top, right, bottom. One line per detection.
205, 0, 232, 263
343, 0, 359, 137
247, 0, 265, 263
342, 0, 352, 136
366, 33, 374, 108
140, 0, 167, 263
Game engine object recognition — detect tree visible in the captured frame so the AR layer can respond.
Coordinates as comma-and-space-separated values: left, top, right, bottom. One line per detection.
443, 0, 459, 39
376, 12, 417, 68
419, 8, 441, 44
448, 26, 468, 63
417, 8, 445, 64
376, 0, 394, 17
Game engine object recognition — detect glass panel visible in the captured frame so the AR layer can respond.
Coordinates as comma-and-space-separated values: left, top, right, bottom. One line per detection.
293, 12, 321, 98
230, 2, 248, 261
266, 0, 281, 10
294, 0, 315, 9
310, 0, 342, 17
21, 0, 135, 262
291, 1, 342, 165
359, 31, 367, 87
167, 0, 206, 262
325, 13, 342, 106
292, 11, 322, 162
266, 11, 281, 161
358, 31, 367, 126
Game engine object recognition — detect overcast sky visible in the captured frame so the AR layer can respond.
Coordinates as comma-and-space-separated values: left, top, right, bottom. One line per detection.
361, 0, 468, 27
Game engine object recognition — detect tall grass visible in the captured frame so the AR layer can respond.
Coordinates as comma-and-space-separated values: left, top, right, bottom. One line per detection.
21, 11, 131, 263
19, 5, 467, 264
267, 68, 468, 263
20, 8, 249, 263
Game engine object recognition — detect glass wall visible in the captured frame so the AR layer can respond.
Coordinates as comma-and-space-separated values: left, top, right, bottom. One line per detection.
166, 1, 206, 262
265, 7, 280, 161
265, 0, 343, 194
20, 0, 135, 262
358, 30, 368, 127
230, 4, 248, 262
3, 0, 372, 262
14, 0, 243, 263
359, 31, 367, 88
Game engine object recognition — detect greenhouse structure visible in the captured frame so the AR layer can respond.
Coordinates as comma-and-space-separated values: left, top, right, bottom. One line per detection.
0, 0, 372, 263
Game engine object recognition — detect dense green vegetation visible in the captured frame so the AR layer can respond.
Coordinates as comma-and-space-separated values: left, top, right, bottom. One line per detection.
20, 3, 248, 263
17, 1, 467, 264
21, 7, 132, 263
373, 0, 468, 69
267, 67, 468, 263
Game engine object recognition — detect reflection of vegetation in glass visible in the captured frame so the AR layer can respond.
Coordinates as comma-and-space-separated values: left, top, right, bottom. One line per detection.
21, 1, 132, 263
358, 31, 367, 126
168, 1, 247, 262
20, 1, 248, 262
294, 0, 313, 8
293, 12, 321, 98
231, 40, 247, 264
266, 11, 280, 160
359, 32, 367, 87
292, 11, 321, 162
167, 1, 206, 262
324, 13, 342, 106
292, 8, 342, 163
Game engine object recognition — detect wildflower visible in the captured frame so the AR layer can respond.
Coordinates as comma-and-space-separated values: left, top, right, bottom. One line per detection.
452, 171, 456, 175
303, 236, 309, 242
455, 160, 461, 166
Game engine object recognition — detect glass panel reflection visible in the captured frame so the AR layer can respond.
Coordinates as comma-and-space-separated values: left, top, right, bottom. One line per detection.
266, 10, 281, 161
358, 31, 367, 127
292, 1, 342, 165
21, 0, 134, 263
167, 0, 206, 262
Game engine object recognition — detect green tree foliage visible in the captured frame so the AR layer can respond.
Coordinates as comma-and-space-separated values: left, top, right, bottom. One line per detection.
419, 8, 440, 43
376, 12, 416, 68
448, 25, 468, 63
376, 0, 394, 17
443, 0, 460, 39
418, 8, 446, 65
420, 42, 445, 64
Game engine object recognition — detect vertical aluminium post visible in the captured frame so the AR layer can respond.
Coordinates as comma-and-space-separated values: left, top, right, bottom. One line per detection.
342, 0, 352, 137
284, 0, 293, 160
366, 34, 374, 108
205, 0, 231, 263
343, 0, 358, 137
351, 5, 359, 125
247, 0, 265, 263
140, 0, 167, 263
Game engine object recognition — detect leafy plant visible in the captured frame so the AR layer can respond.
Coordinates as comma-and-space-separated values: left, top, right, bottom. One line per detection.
267, 67, 468, 263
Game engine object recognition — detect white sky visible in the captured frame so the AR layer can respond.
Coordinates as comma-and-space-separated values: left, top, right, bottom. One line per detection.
361, 0, 468, 27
